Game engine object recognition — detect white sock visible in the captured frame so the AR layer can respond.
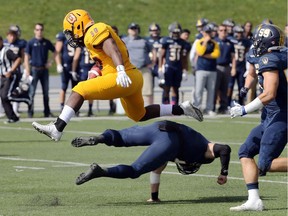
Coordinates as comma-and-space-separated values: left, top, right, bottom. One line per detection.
59, 105, 75, 123
12, 102, 19, 113
159, 104, 173, 116
248, 189, 260, 202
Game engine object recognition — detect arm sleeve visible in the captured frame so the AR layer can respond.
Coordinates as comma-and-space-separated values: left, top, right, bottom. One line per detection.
210, 41, 220, 59
213, 144, 231, 176
195, 39, 207, 56
6, 49, 19, 61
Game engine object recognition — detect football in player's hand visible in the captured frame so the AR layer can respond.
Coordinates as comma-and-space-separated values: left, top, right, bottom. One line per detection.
88, 65, 102, 79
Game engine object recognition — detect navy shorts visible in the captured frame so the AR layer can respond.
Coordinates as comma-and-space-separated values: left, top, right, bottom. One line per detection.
238, 112, 287, 173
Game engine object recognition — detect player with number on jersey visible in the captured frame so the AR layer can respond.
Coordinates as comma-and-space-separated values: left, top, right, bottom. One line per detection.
31, 9, 203, 142
55, 31, 78, 111
230, 23, 287, 212
158, 22, 190, 105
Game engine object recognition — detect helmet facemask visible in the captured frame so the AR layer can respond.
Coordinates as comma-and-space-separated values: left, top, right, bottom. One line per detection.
64, 22, 85, 48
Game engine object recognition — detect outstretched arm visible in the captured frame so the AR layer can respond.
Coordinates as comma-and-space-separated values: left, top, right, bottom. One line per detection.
147, 163, 167, 202
206, 143, 231, 185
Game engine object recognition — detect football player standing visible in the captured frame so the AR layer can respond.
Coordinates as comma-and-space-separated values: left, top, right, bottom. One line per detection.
158, 22, 190, 105
32, 9, 203, 141
230, 24, 287, 211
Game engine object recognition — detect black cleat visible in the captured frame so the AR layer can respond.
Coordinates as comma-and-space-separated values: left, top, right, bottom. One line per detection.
71, 136, 100, 147
76, 163, 105, 185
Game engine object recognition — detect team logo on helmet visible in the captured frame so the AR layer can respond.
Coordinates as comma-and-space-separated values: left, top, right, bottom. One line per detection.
67, 13, 77, 24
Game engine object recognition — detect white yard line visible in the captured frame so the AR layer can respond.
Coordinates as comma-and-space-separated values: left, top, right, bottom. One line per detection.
0, 156, 286, 184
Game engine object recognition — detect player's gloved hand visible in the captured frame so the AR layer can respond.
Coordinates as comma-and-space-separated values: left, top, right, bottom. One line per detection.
70, 71, 79, 81
239, 87, 249, 98
182, 69, 188, 81
217, 175, 227, 185
229, 101, 247, 119
116, 65, 132, 88
56, 64, 64, 73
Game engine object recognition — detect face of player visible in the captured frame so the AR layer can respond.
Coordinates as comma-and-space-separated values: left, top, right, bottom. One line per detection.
149, 30, 160, 38
6, 33, 17, 43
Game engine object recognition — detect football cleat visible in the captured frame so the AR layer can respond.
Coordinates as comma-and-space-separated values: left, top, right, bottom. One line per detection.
180, 101, 203, 122
71, 136, 101, 147
76, 163, 106, 185
32, 121, 62, 141
230, 199, 264, 211
147, 198, 161, 203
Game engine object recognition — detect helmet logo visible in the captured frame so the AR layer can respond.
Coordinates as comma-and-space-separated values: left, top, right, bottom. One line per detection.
67, 13, 77, 24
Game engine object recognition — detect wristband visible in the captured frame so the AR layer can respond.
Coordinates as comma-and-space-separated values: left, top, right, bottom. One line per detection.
244, 97, 263, 114
116, 65, 125, 72
221, 169, 228, 176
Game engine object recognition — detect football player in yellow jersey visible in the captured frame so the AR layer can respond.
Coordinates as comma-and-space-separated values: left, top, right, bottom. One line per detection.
32, 9, 203, 142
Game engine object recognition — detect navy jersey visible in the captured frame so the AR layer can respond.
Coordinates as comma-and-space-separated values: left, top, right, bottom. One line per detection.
78, 47, 95, 81
215, 37, 235, 65
255, 49, 287, 112
246, 46, 258, 65
146, 36, 162, 62
174, 122, 209, 164
3, 38, 26, 57
231, 37, 251, 72
55, 32, 75, 68
146, 36, 162, 76
79, 47, 95, 71
25, 38, 55, 67
160, 36, 189, 69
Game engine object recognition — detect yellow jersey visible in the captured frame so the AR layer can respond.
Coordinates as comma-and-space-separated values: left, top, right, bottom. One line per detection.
84, 22, 135, 75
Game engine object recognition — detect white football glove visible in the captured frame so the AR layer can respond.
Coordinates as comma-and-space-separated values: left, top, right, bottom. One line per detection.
229, 101, 246, 119
182, 69, 188, 81
70, 71, 79, 81
116, 65, 132, 88
56, 64, 64, 73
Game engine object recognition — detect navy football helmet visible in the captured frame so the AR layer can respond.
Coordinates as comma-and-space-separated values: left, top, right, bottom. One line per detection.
9, 25, 21, 38
196, 18, 209, 27
222, 18, 235, 27
168, 22, 182, 39
149, 23, 161, 31
202, 23, 214, 33
149, 23, 161, 37
233, 25, 244, 33
252, 24, 285, 57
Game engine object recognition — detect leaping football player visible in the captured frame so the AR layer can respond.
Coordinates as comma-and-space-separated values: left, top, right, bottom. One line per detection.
32, 9, 203, 141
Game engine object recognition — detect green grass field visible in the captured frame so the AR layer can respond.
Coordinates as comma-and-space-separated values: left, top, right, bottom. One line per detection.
0, 116, 287, 216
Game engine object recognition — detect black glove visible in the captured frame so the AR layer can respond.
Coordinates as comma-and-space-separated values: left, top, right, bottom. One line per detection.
239, 87, 249, 98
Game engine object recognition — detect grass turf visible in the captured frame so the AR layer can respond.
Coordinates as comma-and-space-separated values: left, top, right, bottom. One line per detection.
0, 116, 287, 215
